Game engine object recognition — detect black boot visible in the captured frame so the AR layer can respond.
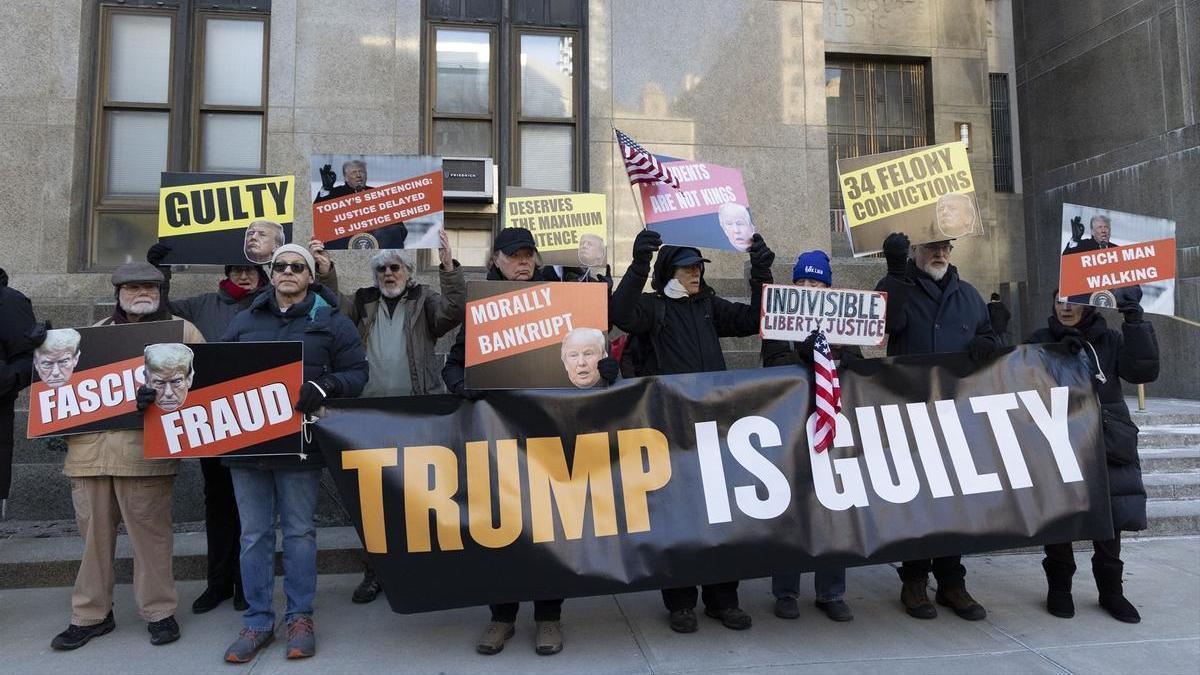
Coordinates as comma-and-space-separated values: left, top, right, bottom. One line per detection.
1042, 557, 1075, 618
1094, 561, 1140, 623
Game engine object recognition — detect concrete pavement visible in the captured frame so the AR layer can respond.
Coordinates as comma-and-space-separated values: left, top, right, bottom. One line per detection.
1, 537, 1197, 674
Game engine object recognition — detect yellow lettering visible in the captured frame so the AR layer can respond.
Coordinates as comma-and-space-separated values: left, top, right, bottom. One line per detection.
403, 445, 464, 553
527, 433, 617, 542
466, 439, 524, 548
342, 448, 398, 553
617, 428, 672, 533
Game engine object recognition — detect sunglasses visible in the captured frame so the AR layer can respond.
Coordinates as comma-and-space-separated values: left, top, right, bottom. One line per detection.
271, 261, 309, 274
920, 243, 954, 253
375, 263, 404, 274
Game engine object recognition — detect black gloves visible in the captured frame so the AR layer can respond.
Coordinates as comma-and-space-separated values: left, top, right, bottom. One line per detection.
136, 385, 156, 412
883, 232, 910, 277
146, 242, 172, 267
967, 335, 1000, 364
795, 331, 819, 364
1060, 335, 1086, 355
320, 164, 337, 191
296, 376, 340, 415
26, 320, 50, 349
1115, 286, 1144, 323
631, 229, 662, 270
598, 356, 620, 385
1070, 216, 1085, 242
748, 233, 775, 269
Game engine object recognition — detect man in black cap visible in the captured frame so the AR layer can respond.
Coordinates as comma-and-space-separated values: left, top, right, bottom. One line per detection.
609, 228, 775, 633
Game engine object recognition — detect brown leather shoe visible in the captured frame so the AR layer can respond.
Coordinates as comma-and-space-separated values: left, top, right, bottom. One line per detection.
901, 580, 937, 619
475, 621, 514, 655
534, 620, 563, 655
936, 585, 987, 621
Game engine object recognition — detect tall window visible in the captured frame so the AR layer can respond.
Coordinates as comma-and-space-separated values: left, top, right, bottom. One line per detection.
989, 72, 1015, 193
825, 57, 931, 228
89, 2, 269, 267
424, 0, 586, 265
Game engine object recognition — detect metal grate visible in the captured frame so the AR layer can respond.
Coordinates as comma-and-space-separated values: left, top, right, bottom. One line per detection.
990, 72, 1014, 193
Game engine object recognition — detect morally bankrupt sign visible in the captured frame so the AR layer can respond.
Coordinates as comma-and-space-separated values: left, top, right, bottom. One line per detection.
503, 188, 608, 268
143, 342, 303, 459
464, 281, 609, 389
27, 321, 186, 438
837, 142, 980, 256
310, 154, 444, 251
158, 173, 295, 265
314, 346, 1112, 613
639, 161, 755, 251
760, 285, 887, 346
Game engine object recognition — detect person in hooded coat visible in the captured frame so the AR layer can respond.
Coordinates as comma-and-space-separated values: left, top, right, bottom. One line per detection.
608, 228, 775, 634
1025, 288, 1158, 624
0, 266, 36, 515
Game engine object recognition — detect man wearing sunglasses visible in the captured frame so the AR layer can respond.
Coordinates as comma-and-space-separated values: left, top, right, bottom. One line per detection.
874, 232, 999, 625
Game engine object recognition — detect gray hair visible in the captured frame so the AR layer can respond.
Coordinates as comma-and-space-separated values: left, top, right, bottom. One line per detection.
145, 343, 195, 374
370, 250, 415, 274
1090, 214, 1112, 229
560, 327, 607, 355
38, 328, 81, 355
342, 159, 367, 174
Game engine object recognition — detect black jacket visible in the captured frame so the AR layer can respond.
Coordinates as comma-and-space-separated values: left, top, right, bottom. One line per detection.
609, 245, 765, 376
987, 300, 1011, 334
761, 339, 863, 369
875, 260, 996, 356
169, 284, 265, 342
0, 268, 36, 404
1026, 311, 1159, 531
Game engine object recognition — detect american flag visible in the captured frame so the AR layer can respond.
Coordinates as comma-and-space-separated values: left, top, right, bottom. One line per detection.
615, 128, 679, 189
811, 331, 841, 454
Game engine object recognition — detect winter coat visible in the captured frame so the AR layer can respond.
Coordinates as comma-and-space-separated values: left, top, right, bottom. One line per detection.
875, 260, 996, 356
0, 268, 36, 405
609, 245, 764, 376
441, 264, 561, 394
762, 339, 863, 369
220, 287, 369, 469
168, 283, 265, 342
987, 300, 1011, 335
319, 261, 466, 395
1026, 311, 1159, 532
64, 316, 204, 478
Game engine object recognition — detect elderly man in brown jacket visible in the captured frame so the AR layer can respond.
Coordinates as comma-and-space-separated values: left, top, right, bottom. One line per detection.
49, 262, 204, 651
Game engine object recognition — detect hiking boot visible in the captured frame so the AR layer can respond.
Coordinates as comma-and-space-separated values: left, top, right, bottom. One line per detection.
936, 585, 987, 621
534, 620, 563, 655
901, 579, 937, 619
147, 616, 180, 645
224, 627, 274, 663
703, 606, 753, 630
51, 611, 115, 651
233, 585, 248, 612
286, 615, 315, 659
668, 608, 698, 633
352, 570, 382, 604
815, 599, 854, 622
773, 596, 800, 619
192, 586, 233, 614
476, 621, 514, 655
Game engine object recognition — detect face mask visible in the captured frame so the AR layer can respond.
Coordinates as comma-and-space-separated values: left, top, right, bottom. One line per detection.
664, 278, 690, 299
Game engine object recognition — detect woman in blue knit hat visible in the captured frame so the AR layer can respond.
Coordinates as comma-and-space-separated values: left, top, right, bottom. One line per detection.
762, 250, 860, 624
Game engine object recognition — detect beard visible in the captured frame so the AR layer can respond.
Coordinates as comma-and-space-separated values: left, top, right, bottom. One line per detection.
920, 261, 948, 281
120, 297, 160, 316
378, 280, 407, 299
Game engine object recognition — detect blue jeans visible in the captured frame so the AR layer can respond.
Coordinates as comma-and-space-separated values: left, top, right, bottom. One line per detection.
229, 466, 322, 631
772, 569, 847, 602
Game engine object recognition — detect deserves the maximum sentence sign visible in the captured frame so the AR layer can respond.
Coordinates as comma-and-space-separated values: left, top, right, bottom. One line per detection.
760, 285, 887, 346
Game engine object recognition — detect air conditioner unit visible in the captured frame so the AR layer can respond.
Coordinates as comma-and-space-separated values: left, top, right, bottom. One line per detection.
442, 157, 495, 202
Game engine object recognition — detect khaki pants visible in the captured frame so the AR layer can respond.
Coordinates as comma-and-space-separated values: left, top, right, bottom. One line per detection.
70, 475, 177, 625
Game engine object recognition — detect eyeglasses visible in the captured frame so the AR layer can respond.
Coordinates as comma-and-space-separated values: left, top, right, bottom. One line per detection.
375, 263, 404, 274
271, 261, 308, 274
919, 242, 954, 253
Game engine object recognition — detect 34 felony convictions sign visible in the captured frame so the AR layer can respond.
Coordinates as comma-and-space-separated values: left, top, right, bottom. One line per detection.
760, 285, 887, 346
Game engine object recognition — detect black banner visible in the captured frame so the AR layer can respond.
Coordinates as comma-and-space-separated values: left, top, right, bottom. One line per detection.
315, 345, 1112, 614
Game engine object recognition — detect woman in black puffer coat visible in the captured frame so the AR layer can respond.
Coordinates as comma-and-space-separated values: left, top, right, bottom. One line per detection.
1025, 288, 1159, 624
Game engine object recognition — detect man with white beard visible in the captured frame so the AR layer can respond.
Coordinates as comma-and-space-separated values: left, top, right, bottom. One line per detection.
873, 233, 999, 625
309, 230, 465, 602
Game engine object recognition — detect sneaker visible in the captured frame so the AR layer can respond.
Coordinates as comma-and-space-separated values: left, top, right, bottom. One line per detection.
703, 606, 753, 630
476, 621, 515, 655
147, 616, 181, 645
773, 596, 800, 619
815, 599, 854, 622
1099, 593, 1141, 623
286, 616, 315, 659
51, 611, 115, 651
233, 585, 248, 612
191, 586, 233, 614
224, 627, 274, 664
534, 620, 563, 655
935, 585, 987, 621
352, 571, 382, 604
901, 579, 937, 619
668, 608, 698, 633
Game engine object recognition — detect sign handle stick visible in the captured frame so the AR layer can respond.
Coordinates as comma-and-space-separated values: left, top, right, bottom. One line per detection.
1137, 384, 1146, 412
628, 182, 647, 228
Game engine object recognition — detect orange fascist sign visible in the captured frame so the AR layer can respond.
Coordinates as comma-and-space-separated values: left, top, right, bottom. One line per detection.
312, 171, 443, 243
28, 356, 145, 437
1059, 238, 1176, 297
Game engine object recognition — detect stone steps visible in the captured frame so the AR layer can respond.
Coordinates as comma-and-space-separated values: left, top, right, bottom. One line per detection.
1139, 447, 1200, 473
1144, 472, 1200, 500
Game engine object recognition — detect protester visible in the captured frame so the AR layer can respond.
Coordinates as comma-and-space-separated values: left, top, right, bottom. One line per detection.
309, 229, 465, 603
762, 250, 857, 624
609, 228, 774, 633
874, 233, 999, 622
49, 262, 203, 651
988, 292, 1012, 346
1026, 289, 1158, 623
0, 266, 37, 518
219, 244, 368, 663
146, 242, 266, 614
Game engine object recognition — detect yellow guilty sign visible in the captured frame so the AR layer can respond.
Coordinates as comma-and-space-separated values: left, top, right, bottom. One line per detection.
158, 175, 293, 236
838, 142, 973, 228
503, 193, 607, 252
